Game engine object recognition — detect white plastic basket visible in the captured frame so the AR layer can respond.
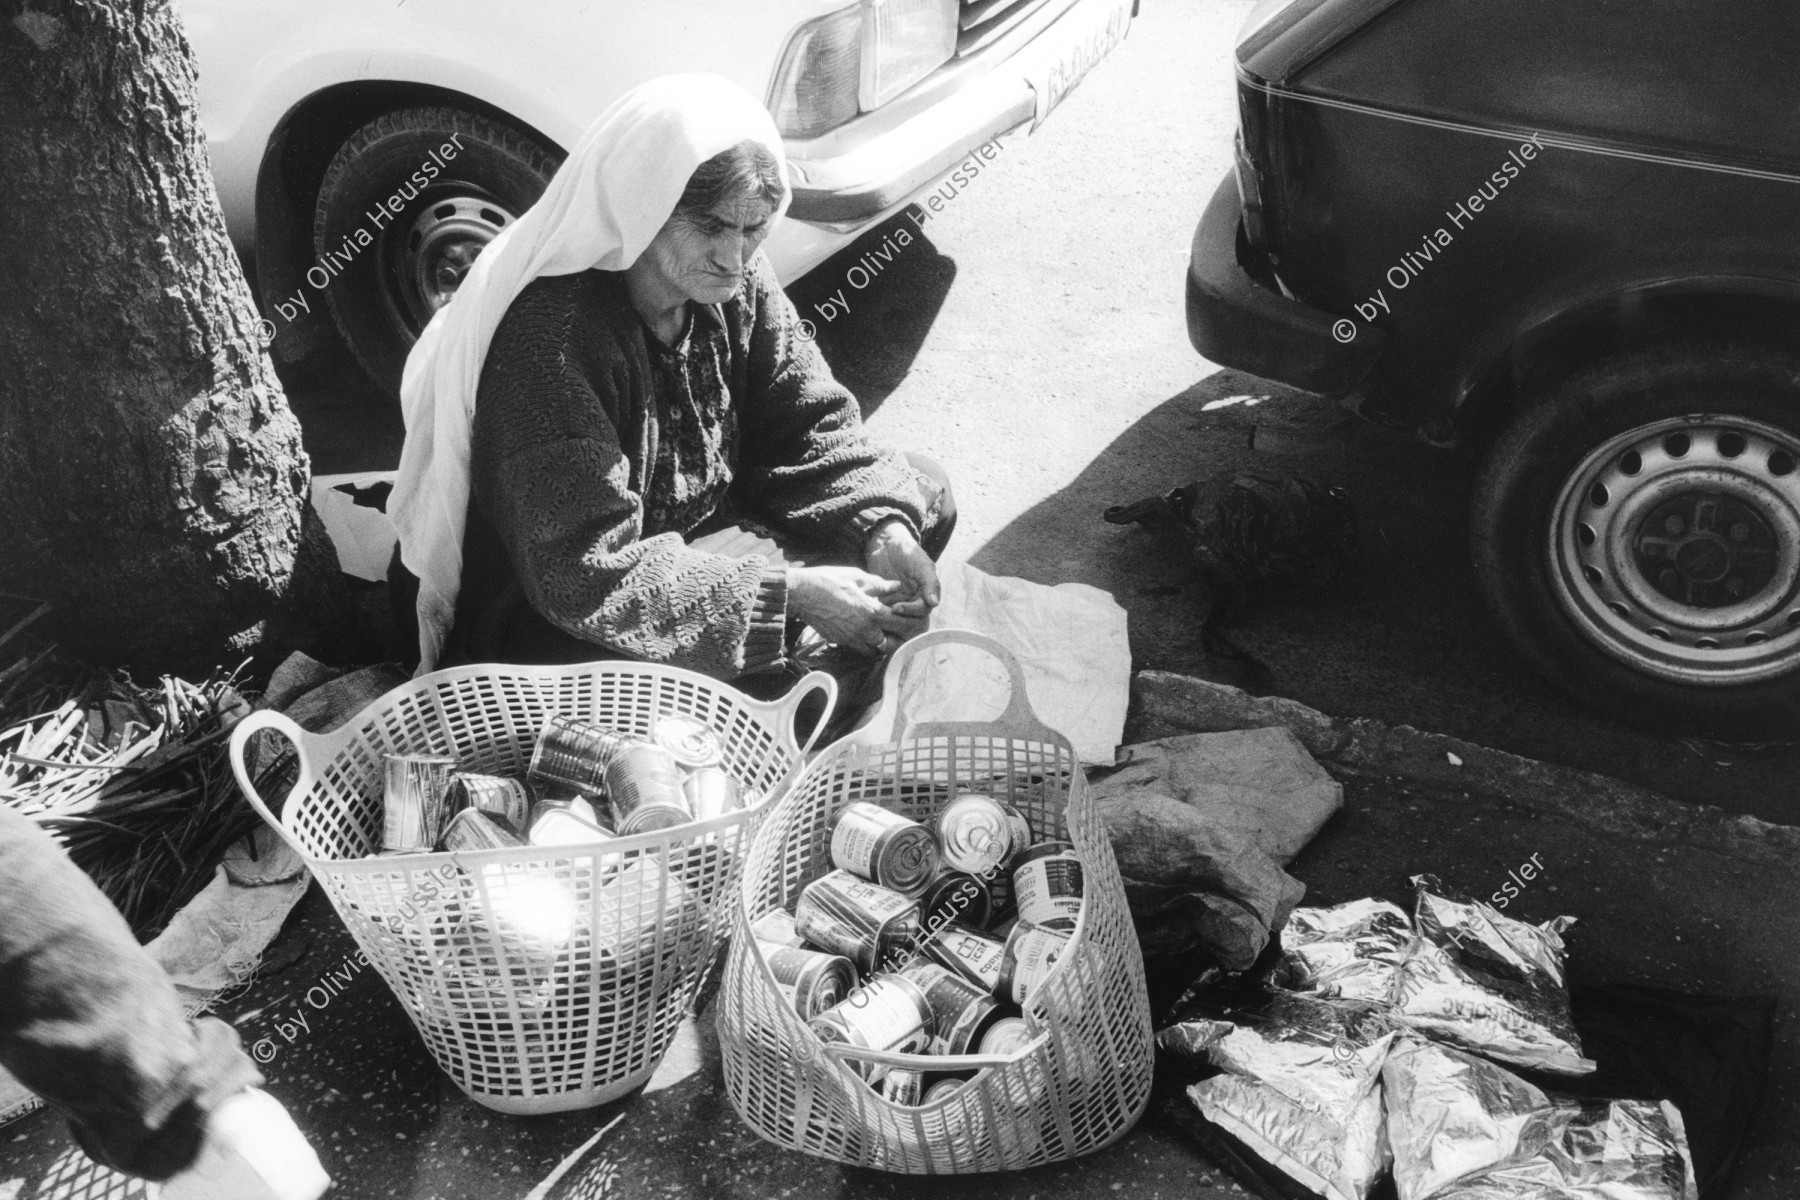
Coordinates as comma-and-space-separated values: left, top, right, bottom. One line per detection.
717, 629, 1153, 1171
228, 660, 833, 1114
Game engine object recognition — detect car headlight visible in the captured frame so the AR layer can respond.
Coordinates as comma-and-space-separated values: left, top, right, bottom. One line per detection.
770, 0, 959, 139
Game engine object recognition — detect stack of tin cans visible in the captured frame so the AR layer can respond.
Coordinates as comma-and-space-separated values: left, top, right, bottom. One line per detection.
370, 711, 752, 1031
747, 791, 1088, 1104
372, 711, 756, 858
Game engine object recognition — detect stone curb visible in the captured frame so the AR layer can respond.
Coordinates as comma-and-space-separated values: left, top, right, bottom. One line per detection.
1133, 670, 1800, 868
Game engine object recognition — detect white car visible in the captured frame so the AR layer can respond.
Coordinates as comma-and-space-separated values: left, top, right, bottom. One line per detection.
181, 0, 1135, 394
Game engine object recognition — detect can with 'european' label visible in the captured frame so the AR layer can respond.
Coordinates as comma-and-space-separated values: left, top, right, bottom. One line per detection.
1011, 841, 1084, 932
999, 921, 1072, 1006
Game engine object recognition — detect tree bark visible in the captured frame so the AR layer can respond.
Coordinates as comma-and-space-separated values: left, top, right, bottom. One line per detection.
0, 0, 314, 674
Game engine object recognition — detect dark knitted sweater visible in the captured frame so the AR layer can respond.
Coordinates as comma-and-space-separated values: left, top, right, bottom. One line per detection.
452, 252, 929, 678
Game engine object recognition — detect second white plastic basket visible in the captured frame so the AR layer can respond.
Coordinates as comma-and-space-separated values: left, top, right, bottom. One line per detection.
229, 660, 833, 1114
717, 629, 1154, 1171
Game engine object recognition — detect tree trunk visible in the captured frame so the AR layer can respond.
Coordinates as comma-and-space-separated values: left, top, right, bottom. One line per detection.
0, 0, 315, 675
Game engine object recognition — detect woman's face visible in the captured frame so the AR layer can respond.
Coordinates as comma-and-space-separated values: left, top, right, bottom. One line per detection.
639, 192, 777, 306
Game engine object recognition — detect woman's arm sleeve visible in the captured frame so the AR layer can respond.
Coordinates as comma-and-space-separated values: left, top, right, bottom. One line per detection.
472, 306, 789, 676
734, 254, 930, 552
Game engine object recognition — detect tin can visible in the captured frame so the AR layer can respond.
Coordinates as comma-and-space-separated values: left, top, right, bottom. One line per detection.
808, 975, 934, 1082
830, 801, 940, 895
761, 943, 857, 1020
795, 869, 920, 976
750, 909, 805, 948
978, 1015, 1035, 1056
528, 714, 632, 794
527, 798, 614, 848
652, 713, 724, 770
923, 1077, 968, 1103
918, 870, 992, 935
447, 772, 533, 835
605, 743, 692, 834
1011, 841, 1084, 932
880, 1068, 926, 1105
999, 921, 1072, 1006
682, 765, 742, 822
921, 925, 1008, 994
937, 793, 1032, 875
441, 807, 525, 852
899, 961, 1004, 1055
382, 753, 458, 853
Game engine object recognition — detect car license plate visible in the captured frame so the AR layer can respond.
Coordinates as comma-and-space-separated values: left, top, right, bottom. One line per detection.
1029, 0, 1133, 130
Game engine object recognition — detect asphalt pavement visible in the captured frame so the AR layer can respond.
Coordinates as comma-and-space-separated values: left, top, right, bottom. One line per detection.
9, 1, 1794, 1197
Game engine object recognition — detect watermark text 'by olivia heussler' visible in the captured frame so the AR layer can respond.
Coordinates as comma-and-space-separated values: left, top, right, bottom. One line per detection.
1327, 852, 1550, 1063
1330, 132, 1545, 345
795, 136, 1006, 340
244, 949, 371, 1064
251, 134, 468, 346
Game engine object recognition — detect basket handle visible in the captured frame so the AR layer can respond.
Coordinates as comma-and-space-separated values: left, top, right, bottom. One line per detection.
873, 627, 1064, 747
227, 709, 314, 861
816, 1035, 1051, 1073
772, 670, 838, 758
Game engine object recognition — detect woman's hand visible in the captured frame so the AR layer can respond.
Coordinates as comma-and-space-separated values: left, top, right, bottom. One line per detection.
864, 518, 940, 617
787, 565, 925, 655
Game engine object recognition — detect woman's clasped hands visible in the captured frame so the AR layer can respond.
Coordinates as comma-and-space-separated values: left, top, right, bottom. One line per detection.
787, 518, 940, 655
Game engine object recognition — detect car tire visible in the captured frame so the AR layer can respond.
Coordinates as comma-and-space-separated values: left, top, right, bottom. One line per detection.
312, 106, 562, 397
1472, 342, 1800, 736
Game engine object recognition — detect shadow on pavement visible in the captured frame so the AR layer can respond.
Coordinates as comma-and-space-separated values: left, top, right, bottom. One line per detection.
969, 368, 1800, 825
787, 208, 955, 419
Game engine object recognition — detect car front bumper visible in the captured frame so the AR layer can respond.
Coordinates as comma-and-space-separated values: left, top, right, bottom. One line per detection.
784, 0, 1133, 225
1186, 173, 1385, 397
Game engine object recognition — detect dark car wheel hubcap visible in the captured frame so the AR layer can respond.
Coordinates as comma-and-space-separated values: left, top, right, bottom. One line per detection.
381, 192, 516, 340
1551, 416, 1800, 685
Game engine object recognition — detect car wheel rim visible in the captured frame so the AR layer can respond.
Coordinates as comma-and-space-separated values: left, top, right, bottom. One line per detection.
381, 192, 516, 340
1550, 414, 1800, 686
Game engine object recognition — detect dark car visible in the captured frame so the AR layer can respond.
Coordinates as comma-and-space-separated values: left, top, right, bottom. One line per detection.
1186, 0, 1800, 734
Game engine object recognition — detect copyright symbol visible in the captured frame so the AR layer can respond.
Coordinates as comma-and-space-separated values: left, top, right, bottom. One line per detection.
1332, 319, 1357, 344
251, 1038, 278, 1064
253, 317, 278, 346
797, 318, 816, 341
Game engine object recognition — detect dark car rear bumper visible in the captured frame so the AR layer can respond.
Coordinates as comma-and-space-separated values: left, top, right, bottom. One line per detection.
1186, 173, 1385, 396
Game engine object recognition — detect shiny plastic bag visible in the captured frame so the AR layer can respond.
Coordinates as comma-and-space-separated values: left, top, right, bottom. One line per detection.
1274, 898, 1411, 1005
1392, 875, 1593, 1075
1158, 991, 1392, 1200
1383, 1036, 1698, 1200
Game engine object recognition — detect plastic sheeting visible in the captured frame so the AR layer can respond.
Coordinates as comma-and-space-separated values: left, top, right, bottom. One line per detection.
1383, 1037, 1697, 1200
1160, 991, 1391, 1200
1393, 876, 1593, 1076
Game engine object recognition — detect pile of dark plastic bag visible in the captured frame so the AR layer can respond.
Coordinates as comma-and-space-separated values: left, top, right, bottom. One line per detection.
1156, 875, 1773, 1200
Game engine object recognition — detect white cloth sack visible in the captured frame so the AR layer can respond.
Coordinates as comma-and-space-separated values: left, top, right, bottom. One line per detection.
890, 560, 1129, 764
388, 74, 791, 672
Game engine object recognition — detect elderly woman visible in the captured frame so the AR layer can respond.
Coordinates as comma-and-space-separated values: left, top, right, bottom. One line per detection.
391, 75, 953, 685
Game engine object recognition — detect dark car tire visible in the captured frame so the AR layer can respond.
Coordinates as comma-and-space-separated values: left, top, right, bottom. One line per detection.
1472, 342, 1800, 736
313, 106, 562, 397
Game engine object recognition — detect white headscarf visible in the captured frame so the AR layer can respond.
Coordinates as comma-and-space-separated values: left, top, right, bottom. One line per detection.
389, 74, 791, 672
